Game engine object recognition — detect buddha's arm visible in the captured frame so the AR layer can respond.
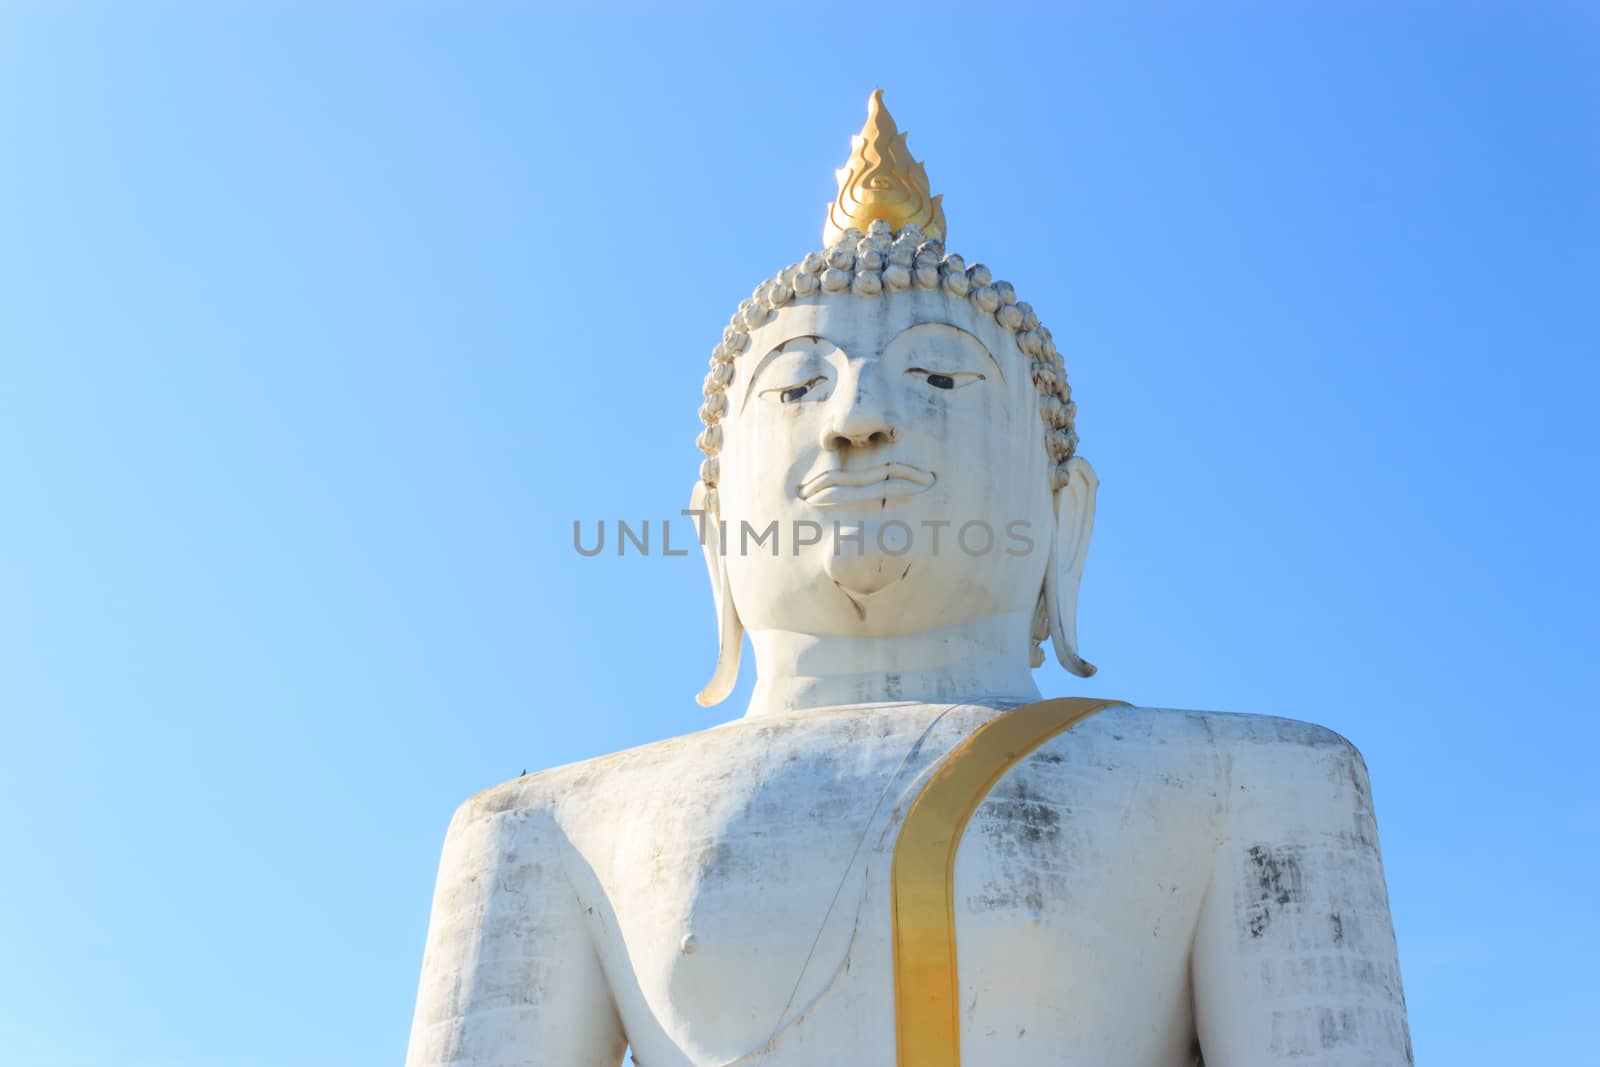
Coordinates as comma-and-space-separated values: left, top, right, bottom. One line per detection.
1191, 728, 1412, 1065
405, 792, 627, 1067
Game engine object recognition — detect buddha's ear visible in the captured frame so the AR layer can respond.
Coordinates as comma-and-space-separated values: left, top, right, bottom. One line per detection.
691, 481, 743, 707
1045, 457, 1099, 678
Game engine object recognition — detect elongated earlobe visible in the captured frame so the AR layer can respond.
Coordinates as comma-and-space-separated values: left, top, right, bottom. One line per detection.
1044, 457, 1099, 678
697, 567, 744, 706
691, 481, 743, 706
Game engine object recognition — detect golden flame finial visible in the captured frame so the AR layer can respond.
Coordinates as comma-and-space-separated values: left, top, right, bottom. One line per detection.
823, 89, 946, 245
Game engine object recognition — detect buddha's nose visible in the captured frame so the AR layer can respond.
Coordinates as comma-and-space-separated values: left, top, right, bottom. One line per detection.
821, 364, 899, 452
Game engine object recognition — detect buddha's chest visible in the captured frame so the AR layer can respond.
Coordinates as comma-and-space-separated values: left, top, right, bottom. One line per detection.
577, 716, 1218, 1066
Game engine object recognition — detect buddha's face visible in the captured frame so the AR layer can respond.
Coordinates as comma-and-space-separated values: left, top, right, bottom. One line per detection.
716, 289, 1056, 637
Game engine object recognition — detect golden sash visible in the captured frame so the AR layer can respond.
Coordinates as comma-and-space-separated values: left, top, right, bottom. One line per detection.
891, 697, 1124, 1066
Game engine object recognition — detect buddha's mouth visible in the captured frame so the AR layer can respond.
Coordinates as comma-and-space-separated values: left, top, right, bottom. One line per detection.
797, 462, 936, 507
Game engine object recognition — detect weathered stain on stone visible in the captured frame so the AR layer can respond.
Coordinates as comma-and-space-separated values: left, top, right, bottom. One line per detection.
1320, 1006, 1358, 1049
983, 777, 1064, 850
1244, 843, 1305, 938
1249, 844, 1304, 906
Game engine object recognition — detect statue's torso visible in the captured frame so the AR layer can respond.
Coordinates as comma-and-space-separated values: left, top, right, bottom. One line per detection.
526, 704, 1326, 1066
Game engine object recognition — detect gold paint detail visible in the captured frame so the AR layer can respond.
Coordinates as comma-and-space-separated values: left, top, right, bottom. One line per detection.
824, 89, 946, 245
890, 697, 1125, 1066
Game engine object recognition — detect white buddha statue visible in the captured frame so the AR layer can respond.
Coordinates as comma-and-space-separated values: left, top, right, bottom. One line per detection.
405, 91, 1412, 1067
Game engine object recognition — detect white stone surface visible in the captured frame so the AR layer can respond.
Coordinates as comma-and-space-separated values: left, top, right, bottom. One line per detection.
404, 277, 1412, 1066
405, 704, 1410, 1066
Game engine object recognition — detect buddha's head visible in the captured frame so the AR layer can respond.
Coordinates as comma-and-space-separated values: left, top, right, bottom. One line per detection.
692, 91, 1098, 706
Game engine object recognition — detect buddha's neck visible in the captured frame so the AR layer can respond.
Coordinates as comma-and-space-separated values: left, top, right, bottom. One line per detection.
744, 613, 1041, 719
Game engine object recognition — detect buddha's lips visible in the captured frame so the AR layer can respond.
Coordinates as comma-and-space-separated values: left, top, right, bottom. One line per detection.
798, 462, 936, 506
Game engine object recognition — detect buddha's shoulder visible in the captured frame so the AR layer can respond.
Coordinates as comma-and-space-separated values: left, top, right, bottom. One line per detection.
1088, 705, 1372, 804
448, 704, 1368, 826
444, 729, 700, 823
447, 715, 813, 823
1103, 704, 1362, 753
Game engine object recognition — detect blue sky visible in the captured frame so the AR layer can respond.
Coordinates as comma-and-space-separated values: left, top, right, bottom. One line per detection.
1, 4, 1596, 1065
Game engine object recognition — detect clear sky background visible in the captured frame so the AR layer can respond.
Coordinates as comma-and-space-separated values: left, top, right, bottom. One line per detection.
2, 4, 1596, 1065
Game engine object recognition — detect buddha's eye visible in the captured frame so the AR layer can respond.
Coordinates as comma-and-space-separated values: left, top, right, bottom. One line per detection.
761, 375, 827, 404
909, 367, 985, 391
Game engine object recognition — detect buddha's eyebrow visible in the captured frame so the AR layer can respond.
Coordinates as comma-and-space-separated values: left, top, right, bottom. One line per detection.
887, 322, 1005, 382
740, 335, 834, 413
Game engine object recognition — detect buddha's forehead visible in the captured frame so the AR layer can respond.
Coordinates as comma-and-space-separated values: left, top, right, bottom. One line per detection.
747, 290, 1023, 364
